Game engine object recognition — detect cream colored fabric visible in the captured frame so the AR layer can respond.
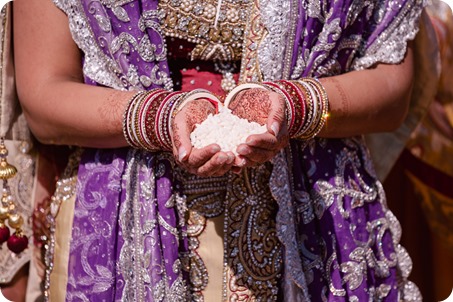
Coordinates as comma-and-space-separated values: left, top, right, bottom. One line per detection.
198, 215, 224, 301
365, 10, 440, 181
26, 150, 53, 302
0, 3, 29, 141
26, 248, 45, 302
49, 194, 76, 302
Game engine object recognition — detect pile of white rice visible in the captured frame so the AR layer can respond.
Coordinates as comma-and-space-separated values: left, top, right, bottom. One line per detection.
190, 106, 267, 154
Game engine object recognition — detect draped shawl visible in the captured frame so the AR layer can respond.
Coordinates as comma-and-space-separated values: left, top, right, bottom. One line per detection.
47, 0, 426, 301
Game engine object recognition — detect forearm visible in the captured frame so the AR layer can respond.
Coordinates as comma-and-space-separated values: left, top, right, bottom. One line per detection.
14, 0, 136, 148
318, 48, 414, 138
19, 80, 135, 148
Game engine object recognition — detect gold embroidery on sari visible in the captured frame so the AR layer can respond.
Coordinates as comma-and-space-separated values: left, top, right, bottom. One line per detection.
238, 0, 267, 83
158, 0, 250, 61
223, 165, 282, 301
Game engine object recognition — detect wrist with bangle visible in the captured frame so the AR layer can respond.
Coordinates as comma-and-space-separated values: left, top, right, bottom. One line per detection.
224, 79, 329, 140
122, 88, 220, 152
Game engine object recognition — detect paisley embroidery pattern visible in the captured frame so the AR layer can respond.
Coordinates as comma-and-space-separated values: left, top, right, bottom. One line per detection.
53, 0, 173, 91
176, 171, 228, 301
290, 0, 425, 78
223, 165, 282, 301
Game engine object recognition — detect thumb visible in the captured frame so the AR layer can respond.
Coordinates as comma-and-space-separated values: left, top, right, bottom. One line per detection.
171, 116, 193, 162
267, 94, 286, 137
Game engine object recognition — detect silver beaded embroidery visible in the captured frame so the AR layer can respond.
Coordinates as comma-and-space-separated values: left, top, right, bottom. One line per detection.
53, 0, 173, 91
352, 0, 426, 70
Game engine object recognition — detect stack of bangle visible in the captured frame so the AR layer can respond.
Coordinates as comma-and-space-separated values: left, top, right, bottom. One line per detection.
294, 78, 329, 139
262, 81, 301, 135
265, 78, 329, 139
123, 88, 221, 152
123, 89, 179, 151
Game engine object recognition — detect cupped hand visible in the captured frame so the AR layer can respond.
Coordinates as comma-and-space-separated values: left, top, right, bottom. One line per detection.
171, 99, 235, 177
228, 88, 289, 170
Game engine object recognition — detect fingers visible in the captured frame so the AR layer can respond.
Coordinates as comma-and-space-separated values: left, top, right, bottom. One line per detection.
234, 129, 289, 167
176, 143, 236, 177
196, 151, 235, 177
171, 98, 216, 161
171, 101, 235, 176
182, 150, 235, 177
235, 145, 276, 168
170, 88, 289, 176
245, 132, 279, 149
171, 114, 193, 162
185, 144, 221, 168
235, 133, 278, 165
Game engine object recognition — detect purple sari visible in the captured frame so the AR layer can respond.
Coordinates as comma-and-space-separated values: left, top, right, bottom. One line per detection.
48, 0, 424, 301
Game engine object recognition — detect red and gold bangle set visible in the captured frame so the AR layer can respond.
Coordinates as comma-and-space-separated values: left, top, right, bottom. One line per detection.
122, 89, 187, 152
262, 78, 329, 139
122, 88, 221, 152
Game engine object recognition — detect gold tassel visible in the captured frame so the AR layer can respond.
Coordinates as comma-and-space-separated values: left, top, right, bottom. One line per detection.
0, 138, 17, 180
0, 137, 28, 253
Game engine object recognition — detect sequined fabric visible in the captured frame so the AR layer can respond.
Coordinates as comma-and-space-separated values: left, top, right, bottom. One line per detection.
50, 0, 425, 301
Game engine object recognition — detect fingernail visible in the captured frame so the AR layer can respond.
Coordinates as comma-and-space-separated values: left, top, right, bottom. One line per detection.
211, 145, 221, 153
217, 154, 228, 164
237, 146, 247, 155
178, 147, 187, 161
271, 122, 280, 136
239, 158, 246, 167
227, 153, 235, 164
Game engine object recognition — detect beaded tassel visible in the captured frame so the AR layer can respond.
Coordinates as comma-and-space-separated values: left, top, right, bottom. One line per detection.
0, 138, 28, 254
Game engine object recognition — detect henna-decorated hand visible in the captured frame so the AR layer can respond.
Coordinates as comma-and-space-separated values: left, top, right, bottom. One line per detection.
228, 88, 289, 171
171, 99, 235, 177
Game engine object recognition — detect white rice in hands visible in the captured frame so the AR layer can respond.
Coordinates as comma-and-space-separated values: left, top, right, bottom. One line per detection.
190, 106, 267, 154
